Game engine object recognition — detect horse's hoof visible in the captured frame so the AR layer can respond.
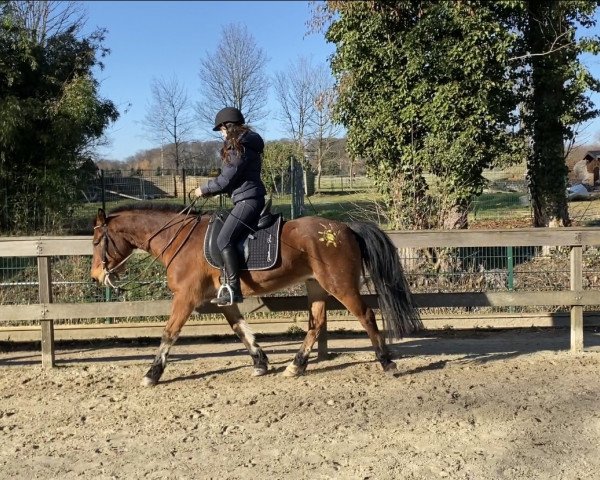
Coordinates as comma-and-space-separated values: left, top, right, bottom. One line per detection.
282, 364, 304, 377
141, 376, 157, 387
383, 361, 397, 373
252, 366, 268, 377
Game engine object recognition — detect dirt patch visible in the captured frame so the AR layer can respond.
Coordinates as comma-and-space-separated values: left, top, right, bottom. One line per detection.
1, 329, 600, 479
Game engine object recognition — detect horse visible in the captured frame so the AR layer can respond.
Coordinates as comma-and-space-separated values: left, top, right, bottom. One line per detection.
90, 203, 421, 386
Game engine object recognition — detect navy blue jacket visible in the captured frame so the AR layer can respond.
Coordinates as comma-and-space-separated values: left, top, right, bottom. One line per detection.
202, 130, 267, 203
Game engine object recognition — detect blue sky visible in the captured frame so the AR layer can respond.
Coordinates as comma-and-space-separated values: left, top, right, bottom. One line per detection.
83, 1, 600, 162
83, 0, 335, 161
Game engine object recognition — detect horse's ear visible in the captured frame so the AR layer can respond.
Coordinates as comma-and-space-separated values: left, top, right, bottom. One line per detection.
97, 208, 107, 225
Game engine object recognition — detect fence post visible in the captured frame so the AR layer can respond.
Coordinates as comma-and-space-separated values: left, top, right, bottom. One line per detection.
182, 169, 187, 206
570, 245, 583, 352
38, 256, 55, 368
100, 169, 106, 212
290, 157, 296, 219
105, 286, 113, 324
507, 246, 514, 313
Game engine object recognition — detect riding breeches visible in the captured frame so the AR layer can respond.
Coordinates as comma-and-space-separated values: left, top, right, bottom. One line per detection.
217, 198, 264, 251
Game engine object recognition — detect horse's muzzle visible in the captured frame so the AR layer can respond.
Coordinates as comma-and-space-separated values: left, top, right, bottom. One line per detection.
90, 267, 112, 286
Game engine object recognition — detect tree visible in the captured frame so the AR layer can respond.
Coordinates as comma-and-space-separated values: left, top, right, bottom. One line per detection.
273, 56, 317, 163
142, 75, 195, 174
0, 1, 118, 233
273, 55, 339, 188
262, 141, 297, 196
185, 140, 221, 173
315, 0, 600, 229
516, 0, 600, 227
196, 23, 269, 133
310, 86, 341, 190
8, 0, 86, 45
319, 1, 521, 229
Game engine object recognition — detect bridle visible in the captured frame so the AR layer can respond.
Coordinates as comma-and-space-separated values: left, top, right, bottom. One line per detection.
93, 223, 135, 288
93, 197, 206, 291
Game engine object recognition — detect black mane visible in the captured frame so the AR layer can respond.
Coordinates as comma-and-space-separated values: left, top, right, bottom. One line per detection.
108, 202, 201, 216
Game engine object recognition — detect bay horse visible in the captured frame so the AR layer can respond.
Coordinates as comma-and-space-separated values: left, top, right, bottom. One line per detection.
90, 203, 421, 386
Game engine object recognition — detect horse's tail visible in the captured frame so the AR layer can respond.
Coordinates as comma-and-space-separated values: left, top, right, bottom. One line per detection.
348, 221, 422, 340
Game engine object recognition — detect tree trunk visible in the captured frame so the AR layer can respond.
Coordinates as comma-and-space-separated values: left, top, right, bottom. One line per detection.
526, 0, 571, 228
442, 204, 469, 230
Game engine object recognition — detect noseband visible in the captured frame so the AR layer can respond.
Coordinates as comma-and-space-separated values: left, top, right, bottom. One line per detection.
93, 223, 133, 288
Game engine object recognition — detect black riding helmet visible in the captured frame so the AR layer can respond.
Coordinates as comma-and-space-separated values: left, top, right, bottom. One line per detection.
213, 107, 245, 131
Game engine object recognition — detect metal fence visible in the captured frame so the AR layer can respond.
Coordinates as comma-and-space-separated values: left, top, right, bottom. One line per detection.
13, 164, 600, 235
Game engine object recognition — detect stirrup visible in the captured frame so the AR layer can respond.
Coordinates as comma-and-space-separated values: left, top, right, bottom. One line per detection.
211, 284, 242, 307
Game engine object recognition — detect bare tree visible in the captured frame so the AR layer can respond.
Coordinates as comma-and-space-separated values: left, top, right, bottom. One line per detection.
196, 23, 269, 133
181, 140, 222, 173
273, 56, 337, 173
8, 0, 87, 45
142, 75, 196, 174
310, 85, 341, 190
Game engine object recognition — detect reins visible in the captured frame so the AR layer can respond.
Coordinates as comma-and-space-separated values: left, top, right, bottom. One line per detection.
98, 195, 335, 295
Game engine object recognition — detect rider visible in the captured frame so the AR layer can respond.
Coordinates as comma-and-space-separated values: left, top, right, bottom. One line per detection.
195, 107, 266, 306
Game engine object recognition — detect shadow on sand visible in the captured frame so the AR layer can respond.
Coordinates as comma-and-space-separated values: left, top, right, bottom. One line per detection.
2, 328, 600, 373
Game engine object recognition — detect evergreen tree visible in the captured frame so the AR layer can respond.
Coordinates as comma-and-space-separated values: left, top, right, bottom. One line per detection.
0, 1, 118, 233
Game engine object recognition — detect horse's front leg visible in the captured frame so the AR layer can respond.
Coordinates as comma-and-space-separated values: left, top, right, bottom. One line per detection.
142, 295, 195, 387
221, 305, 269, 376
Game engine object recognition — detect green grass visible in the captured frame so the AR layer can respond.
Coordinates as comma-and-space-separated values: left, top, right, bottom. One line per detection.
275, 191, 386, 223
71, 190, 387, 235
72, 189, 532, 233
470, 192, 530, 220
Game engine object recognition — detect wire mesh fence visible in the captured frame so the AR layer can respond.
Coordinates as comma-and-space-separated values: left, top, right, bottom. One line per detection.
4, 241, 600, 329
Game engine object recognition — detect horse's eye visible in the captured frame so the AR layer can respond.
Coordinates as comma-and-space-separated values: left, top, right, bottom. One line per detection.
93, 239, 101, 246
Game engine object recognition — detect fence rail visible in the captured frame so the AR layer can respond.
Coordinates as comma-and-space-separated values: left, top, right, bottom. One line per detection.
2, 227, 600, 368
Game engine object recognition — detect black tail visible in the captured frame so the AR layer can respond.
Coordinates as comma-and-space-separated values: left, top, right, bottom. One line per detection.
348, 221, 422, 340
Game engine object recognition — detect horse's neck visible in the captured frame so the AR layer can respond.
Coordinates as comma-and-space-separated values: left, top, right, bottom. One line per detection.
116, 212, 177, 254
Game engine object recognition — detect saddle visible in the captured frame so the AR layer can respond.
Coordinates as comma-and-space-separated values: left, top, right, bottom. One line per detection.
203, 198, 283, 271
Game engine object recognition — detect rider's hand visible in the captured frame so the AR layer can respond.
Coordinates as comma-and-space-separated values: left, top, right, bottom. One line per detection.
194, 187, 204, 198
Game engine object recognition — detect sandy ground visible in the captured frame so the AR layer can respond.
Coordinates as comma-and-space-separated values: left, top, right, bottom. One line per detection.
1, 328, 600, 480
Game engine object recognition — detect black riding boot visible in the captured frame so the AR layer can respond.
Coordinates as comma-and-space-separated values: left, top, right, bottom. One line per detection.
211, 246, 244, 306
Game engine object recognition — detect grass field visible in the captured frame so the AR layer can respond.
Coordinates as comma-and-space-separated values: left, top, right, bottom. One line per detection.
51, 167, 600, 234
70, 190, 389, 234
71, 190, 600, 234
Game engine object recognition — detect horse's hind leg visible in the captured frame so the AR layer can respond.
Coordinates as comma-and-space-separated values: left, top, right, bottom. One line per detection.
330, 290, 396, 372
221, 305, 269, 376
283, 280, 328, 377
143, 295, 196, 387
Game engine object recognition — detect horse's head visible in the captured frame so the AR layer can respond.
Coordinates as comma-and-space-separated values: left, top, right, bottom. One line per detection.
90, 208, 135, 286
